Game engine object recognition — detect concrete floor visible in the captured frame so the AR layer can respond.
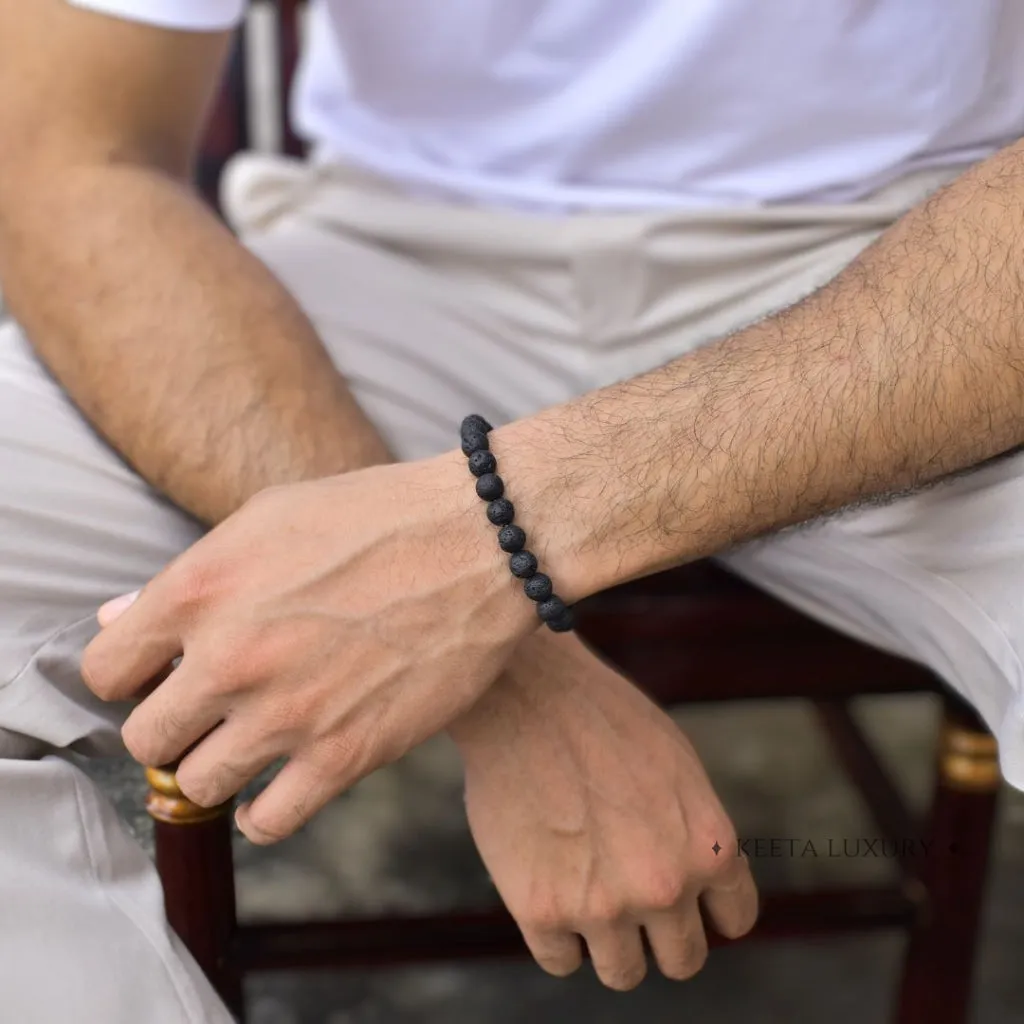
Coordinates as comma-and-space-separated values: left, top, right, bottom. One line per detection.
87, 694, 1024, 1023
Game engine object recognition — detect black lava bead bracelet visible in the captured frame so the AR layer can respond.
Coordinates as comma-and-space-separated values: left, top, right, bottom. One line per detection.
460, 414, 575, 632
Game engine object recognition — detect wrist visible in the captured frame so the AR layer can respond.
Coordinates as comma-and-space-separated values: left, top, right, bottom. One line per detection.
450, 412, 590, 634
447, 629, 588, 753
485, 411, 637, 602
427, 446, 540, 643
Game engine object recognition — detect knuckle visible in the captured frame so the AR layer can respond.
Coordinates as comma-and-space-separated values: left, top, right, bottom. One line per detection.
639, 869, 687, 912
365, 719, 407, 768
176, 770, 220, 809
80, 648, 115, 700
313, 731, 368, 781
152, 703, 191, 743
237, 626, 297, 681
244, 787, 316, 846
245, 813, 292, 845
519, 897, 566, 934
203, 635, 267, 693
597, 961, 647, 992
121, 702, 192, 768
698, 828, 740, 878
175, 755, 239, 809
120, 720, 160, 766
167, 560, 217, 614
581, 894, 625, 928
204, 651, 249, 694
241, 626, 290, 669
273, 680, 322, 728
661, 940, 708, 981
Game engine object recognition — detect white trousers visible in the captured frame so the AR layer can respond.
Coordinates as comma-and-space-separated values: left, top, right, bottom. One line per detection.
0, 154, 1019, 1021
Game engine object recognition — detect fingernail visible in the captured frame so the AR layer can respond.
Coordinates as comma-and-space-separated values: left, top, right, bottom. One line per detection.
98, 590, 140, 626
235, 807, 263, 844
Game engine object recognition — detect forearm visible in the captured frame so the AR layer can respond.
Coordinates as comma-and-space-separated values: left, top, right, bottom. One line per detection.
0, 162, 389, 524
496, 138, 1024, 598
1, 156, 574, 742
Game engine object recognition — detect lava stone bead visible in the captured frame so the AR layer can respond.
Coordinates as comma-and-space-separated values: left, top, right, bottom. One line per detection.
486, 498, 516, 525
461, 430, 489, 456
523, 573, 552, 601
460, 414, 493, 437
546, 608, 575, 632
475, 473, 504, 501
509, 550, 538, 578
497, 524, 526, 552
467, 450, 497, 477
537, 596, 568, 622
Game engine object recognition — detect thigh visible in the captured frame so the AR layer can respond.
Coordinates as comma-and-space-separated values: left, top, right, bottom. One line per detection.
234, 174, 586, 462
0, 755, 233, 1023
722, 452, 1024, 786
0, 328, 235, 1020
0, 319, 203, 753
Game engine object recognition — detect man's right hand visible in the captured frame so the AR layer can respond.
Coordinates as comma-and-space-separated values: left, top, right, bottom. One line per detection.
449, 630, 758, 990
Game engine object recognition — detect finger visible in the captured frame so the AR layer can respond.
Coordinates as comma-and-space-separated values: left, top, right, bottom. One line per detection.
174, 719, 284, 809
82, 576, 184, 702
519, 926, 584, 979
701, 853, 759, 940
583, 922, 648, 991
120, 664, 228, 768
132, 662, 175, 702
235, 754, 340, 845
98, 590, 140, 627
643, 903, 709, 981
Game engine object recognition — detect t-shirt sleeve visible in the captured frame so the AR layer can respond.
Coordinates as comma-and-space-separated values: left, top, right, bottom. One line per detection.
66, 0, 245, 31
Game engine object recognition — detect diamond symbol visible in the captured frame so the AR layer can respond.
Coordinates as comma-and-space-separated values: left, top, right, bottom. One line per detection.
711, 842, 722, 855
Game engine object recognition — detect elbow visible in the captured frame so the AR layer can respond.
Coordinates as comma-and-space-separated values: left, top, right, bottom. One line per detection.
0, 117, 193, 232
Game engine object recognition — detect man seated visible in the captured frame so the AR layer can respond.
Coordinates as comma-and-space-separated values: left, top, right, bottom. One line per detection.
3, 1, 1024, 1020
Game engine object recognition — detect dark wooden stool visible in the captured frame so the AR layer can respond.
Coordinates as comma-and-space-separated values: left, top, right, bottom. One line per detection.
148, 563, 1001, 1023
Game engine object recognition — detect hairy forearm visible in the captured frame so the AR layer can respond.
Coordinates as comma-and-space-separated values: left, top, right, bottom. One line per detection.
0, 162, 389, 524
0, 158, 568, 745
495, 139, 1024, 598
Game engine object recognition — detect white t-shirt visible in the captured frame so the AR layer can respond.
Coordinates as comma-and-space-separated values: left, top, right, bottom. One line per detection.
70, 0, 1024, 210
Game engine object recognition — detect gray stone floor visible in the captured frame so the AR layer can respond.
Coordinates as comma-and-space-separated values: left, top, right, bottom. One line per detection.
86, 695, 1024, 1022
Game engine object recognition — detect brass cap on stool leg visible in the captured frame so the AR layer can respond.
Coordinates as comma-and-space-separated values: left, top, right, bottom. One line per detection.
939, 725, 1000, 792
145, 766, 231, 824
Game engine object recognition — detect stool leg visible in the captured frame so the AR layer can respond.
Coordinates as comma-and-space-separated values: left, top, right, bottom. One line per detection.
894, 696, 1000, 1024
147, 767, 245, 1021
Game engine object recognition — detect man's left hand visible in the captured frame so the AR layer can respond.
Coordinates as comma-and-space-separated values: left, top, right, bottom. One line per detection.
450, 631, 758, 990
